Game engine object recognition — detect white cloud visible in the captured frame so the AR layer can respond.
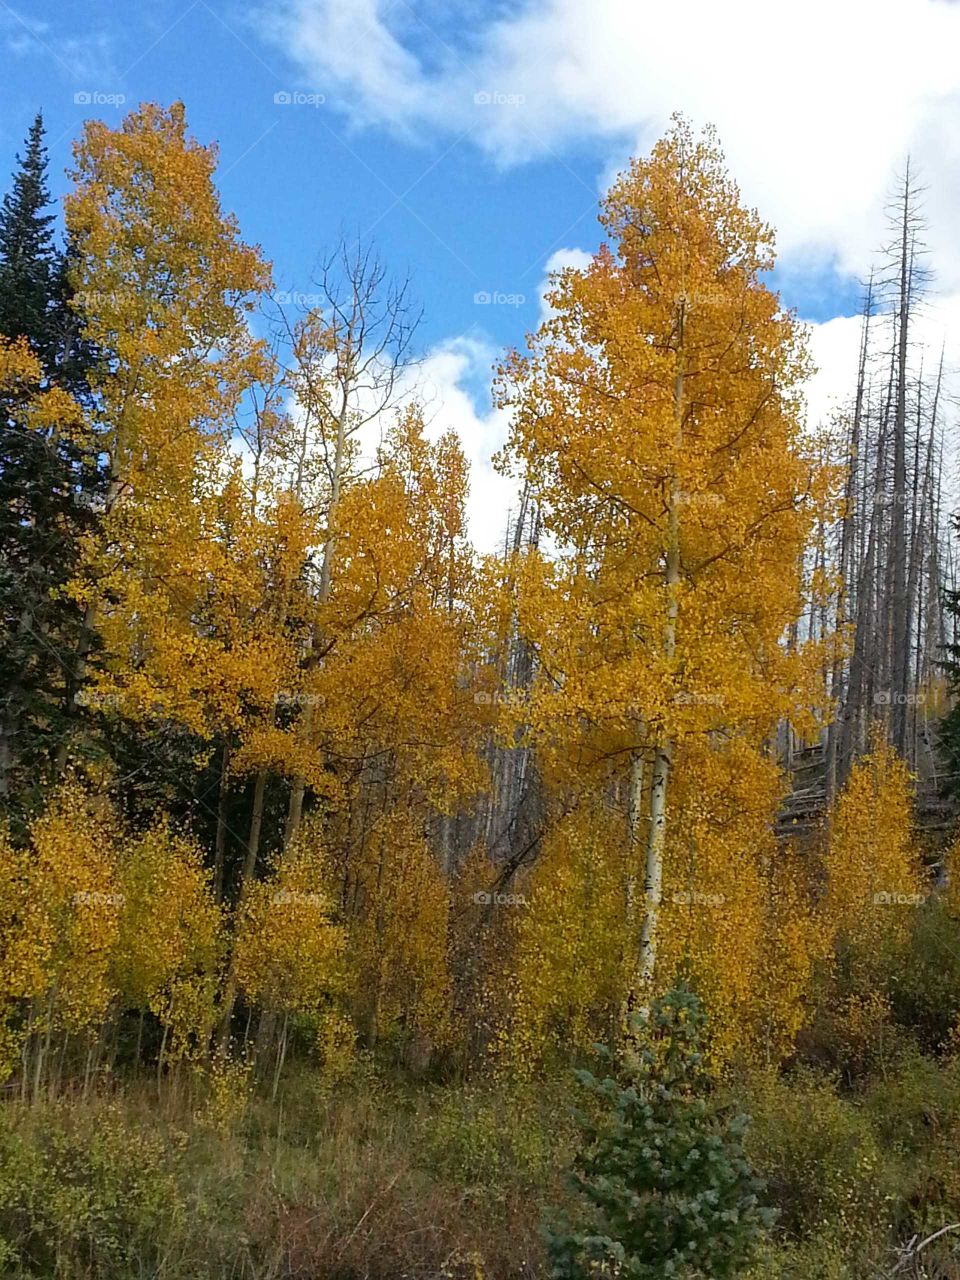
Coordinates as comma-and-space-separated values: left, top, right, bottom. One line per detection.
804, 314, 866, 430
262, 0, 960, 284
409, 274, 960, 551
0, 10, 117, 85
230, 328, 518, 553
539, 247, 592, 321
805, 290, 960, 435
418, 335, 517, 553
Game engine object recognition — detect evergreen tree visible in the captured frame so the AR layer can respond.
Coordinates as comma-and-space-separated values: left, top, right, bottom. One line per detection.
0, 114, 102, 817
0, 114, 58, 360
544, 985, 773, 1279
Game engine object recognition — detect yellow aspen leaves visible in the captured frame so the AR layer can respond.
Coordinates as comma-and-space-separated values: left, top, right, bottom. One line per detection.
824, 731, 924, 964
496, 117, 839, 997
233, 838, 347, 1019
0, 102, 941, 1105
504, 802, 629, 1071
345, 808, 452, 1050
114, 824, 224, 1059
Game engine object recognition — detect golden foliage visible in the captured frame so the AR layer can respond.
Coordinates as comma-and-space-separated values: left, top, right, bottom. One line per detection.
824, 732, 923, 963
496, 119, 838, 778
345, 808, 452, 1048
115, 824, 224, 1058
504, 742, 831, 1072
234, 838, 347, 1018
504, 802, 628, 1070
20, 782, 122, 1034
0, 109, 909, 1099
657, 742, 777, 1066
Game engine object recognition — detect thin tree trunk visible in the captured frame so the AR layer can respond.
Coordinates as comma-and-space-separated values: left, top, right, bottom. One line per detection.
213, 737, 231, 901
272, 1012, 289, 1102
635, 304, 683, 995
638, 741, 672, 988
283, 394, 350, 850
216, 768, 268, 1050
625, 747, 646, 927
246, 768, 268, 877
157, 1022, 169, 1091
891, 166, 914, 752
828, 277, 872, 798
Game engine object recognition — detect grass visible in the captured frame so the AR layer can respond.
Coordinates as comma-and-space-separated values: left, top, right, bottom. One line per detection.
3, 1045, 960, 1277
0, 1064, 577, 1279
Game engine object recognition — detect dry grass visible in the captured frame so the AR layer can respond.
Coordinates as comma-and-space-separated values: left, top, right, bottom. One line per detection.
0, 1065, 575, 1278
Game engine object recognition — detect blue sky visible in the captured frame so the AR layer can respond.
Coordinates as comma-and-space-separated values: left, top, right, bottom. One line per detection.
2, 0, 959, 544
1, 0, 605, 352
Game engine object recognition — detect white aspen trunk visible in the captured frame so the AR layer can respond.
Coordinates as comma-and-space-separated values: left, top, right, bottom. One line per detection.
637, 740, 672, 986
636, 308, 683, 992
625, 747, 646, 927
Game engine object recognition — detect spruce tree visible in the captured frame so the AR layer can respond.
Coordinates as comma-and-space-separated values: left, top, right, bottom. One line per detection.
0, 114, 102, 816
544, 986, 773, 1279
0, 114, 57, 358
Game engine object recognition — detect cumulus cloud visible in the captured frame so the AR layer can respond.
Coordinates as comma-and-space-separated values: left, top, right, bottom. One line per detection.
538, 247, 593, 321
417, 272, 960, 548
418, 336, 516, 553
261, 0, 960, 283
230, 328, 517, 554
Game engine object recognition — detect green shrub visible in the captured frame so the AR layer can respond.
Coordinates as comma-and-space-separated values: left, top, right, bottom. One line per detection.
861, 1048, 960, 1235
417, 1079, 575, 1198
862, 1046, 960, 1151
742, 1231, 858, 1279
0, 1102, 185, 1278
891, 898, 960, 1048
741, 1068, 893, 1241
419, 1085, 507, 1186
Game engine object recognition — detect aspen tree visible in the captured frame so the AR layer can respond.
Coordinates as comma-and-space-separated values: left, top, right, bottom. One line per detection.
60, 102, 271, 768
498, 119, 832, 1000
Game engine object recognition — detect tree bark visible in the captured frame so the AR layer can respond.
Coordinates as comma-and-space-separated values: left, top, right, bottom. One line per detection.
635, 304, 683, 994
891, 165, 914, 753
